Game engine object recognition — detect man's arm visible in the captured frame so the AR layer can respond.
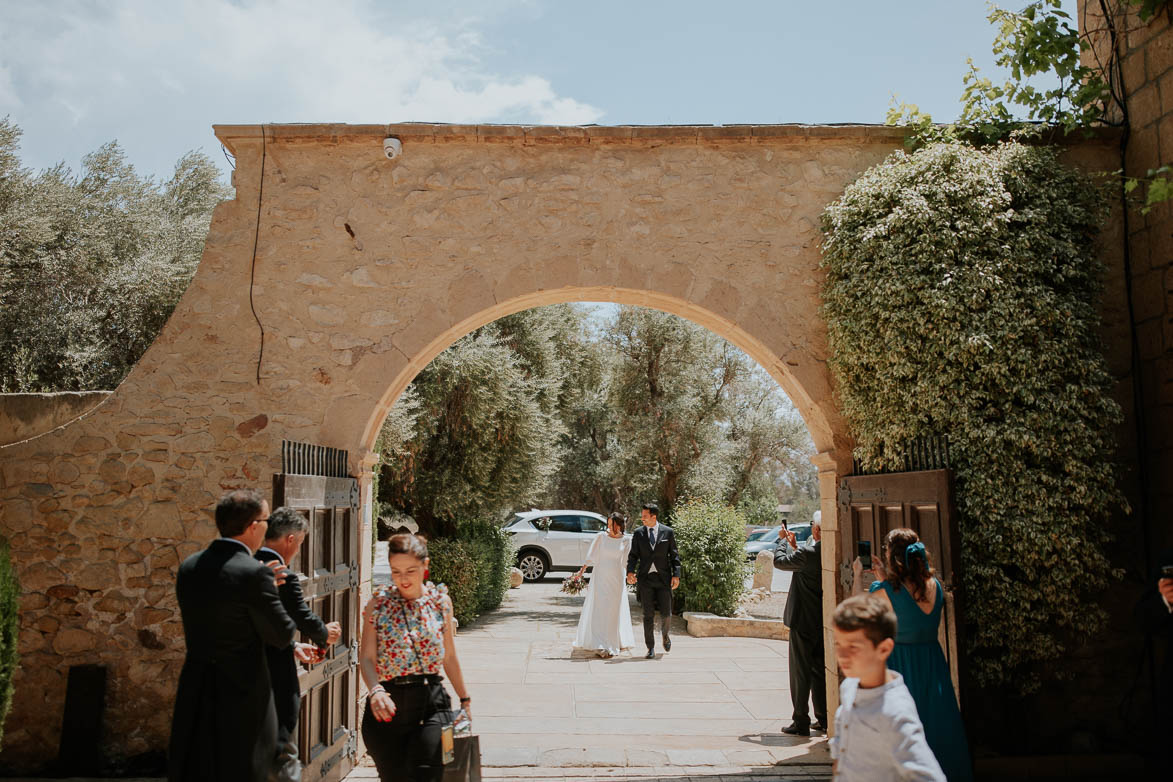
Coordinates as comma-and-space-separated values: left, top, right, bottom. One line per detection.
279, 570, 330, 647
626, 531, 641, 574
248, 564, 297, 649
773, 542, 810, 572
668, 529, 682, 579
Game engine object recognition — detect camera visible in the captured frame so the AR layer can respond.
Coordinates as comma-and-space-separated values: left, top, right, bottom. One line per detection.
383, 137, 402, 160
858, 540, 872, 570
1160, 564, 1173, 579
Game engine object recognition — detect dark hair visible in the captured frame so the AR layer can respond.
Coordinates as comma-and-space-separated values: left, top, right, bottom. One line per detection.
215, 489, 265, 537
641, 503, 659, 518
608, 512, 626, 533
388, 533, 428, 561
833, 594, 897, 646
266, 506, 309, 541
884, 528, 935, 603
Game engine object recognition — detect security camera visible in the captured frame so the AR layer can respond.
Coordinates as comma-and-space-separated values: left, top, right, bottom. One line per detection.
383, 137, 402, 160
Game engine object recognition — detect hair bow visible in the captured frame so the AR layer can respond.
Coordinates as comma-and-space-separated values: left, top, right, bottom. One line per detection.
903, 541, 926, 568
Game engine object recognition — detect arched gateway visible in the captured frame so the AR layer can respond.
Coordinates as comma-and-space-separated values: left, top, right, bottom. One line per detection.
0, 122, 1119, 771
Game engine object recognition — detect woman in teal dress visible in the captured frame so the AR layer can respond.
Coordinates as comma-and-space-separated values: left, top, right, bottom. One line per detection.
853, 528, 973, 782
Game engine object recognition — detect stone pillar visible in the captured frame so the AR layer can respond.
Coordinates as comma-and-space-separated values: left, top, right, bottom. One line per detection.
753, 549, 774, 591
812, 448, 851, 735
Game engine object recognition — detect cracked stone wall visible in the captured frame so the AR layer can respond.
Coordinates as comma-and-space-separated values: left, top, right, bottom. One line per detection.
0, 122, 1126, 770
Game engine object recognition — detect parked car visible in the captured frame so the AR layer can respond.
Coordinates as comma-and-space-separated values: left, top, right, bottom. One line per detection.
744, 522, 813, 561
503, 510, 629, 582
744, 526, 782, 561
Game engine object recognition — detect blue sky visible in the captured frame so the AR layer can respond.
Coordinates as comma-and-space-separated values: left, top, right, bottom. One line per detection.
0, 0, 1078, 180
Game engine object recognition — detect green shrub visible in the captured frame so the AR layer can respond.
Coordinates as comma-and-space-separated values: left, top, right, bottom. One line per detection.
670, 497, 749, 616
426, 538, 480, 626
0, 537, 19, 750
821, 141, 1124, 691
462, 522, 516, 615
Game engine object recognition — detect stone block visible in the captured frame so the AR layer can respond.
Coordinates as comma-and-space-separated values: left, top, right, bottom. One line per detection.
753, 550, 774, 591
1129, 82, 1162, 128
510, 567, 524, 588
684, 612, 789, 640
52, 627, 96, 655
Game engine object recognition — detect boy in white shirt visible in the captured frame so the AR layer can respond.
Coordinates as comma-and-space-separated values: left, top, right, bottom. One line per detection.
830, 594, 944, 782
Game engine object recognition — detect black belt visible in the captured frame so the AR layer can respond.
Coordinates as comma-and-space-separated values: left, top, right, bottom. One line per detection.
384, 674, 443, 686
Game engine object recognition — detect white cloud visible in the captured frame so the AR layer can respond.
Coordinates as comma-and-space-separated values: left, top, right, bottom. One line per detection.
0, 0, 602, 175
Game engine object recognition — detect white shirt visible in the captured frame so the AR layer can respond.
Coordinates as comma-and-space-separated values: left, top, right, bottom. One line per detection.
645, 523, 660, 573
831, 672, 945, 782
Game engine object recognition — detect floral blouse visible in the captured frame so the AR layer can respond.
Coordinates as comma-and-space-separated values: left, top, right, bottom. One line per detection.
367, 582, 452, 681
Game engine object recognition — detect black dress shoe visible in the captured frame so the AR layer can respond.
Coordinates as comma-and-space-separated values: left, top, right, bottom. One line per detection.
663, 638, 671, 652
781, 723, 811, 737
645, 649, 655, 659
812, 722, 827, 733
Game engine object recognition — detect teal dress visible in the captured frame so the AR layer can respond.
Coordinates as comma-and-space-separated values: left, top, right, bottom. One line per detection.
871, 579, 973, 782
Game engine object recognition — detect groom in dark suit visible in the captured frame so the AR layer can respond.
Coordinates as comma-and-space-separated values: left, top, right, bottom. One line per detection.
626, 502, 681, 659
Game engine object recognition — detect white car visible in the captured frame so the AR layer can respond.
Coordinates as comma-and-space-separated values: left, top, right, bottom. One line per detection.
503, 509, 629, 582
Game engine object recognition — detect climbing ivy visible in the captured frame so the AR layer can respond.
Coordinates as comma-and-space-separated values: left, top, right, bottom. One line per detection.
821, 142, 1127, 691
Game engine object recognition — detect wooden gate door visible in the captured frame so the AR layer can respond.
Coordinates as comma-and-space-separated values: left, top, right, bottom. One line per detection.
273, 440, 361, 781
837, 438, 965, 704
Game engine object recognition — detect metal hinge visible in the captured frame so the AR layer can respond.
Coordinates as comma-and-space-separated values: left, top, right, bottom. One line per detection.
348, 640, 359, 667
346, 730, 358, 759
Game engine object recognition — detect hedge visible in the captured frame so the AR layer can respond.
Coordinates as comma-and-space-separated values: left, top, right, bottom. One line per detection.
670, 497, 749, 617
0, 537, 18, 750
426, 521, 516, 625
820, 141, 1124, 691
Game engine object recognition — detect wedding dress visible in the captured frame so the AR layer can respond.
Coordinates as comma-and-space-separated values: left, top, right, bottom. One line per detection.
573, 532, 635, 655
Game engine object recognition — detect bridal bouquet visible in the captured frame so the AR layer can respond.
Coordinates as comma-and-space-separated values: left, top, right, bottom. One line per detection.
560, 572, 588, 595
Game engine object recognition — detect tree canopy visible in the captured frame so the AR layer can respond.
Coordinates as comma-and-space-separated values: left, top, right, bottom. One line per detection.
377, 304, 817, 536
0, 116, 230, 392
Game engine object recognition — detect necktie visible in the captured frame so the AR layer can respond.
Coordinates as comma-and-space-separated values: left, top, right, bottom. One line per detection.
649, 527, 656, 548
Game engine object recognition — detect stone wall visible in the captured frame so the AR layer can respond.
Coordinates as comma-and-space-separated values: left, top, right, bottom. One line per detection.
1081, 1, 1173, 562
0, 392, 112, 447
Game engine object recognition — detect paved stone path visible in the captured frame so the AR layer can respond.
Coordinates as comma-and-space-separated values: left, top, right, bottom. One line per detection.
354, 559, 829, 780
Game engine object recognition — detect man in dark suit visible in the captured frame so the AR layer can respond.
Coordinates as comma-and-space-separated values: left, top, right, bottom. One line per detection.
626, 502, 681, 659
256, 507, 343, 781
773, 516, 825, 736
168, 489, 296, 782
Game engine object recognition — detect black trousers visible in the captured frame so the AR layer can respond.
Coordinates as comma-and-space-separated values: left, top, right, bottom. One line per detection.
638, 573, 673, 650
788, 628, 827, 727
361, 680, 451, 782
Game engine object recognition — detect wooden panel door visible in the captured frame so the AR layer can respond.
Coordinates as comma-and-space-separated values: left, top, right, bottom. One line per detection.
838, 469, 964, 704
273, 471, 361, 782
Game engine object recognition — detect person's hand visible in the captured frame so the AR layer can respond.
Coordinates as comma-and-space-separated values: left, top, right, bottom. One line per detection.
325, 621, 342, 645
872, 556, 886, 582
369, 690, 396, 723
265, 560, 288, 587
785, 530, 798, 550
851, 556, 863, 583
671, 577, 680, 590
1159, 577, 1173, 610
293, 643, 314, 663
626, 573, 637, 585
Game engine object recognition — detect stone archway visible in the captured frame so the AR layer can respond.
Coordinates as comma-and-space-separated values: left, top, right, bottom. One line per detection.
0, 121, 942, 769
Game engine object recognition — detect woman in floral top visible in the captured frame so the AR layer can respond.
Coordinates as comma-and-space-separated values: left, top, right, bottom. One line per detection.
359, 533, 470, 781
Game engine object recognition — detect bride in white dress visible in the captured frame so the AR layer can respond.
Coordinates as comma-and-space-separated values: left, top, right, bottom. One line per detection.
572, 512, 636, 658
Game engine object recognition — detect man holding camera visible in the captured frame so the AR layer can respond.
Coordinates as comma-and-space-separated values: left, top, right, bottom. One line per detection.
773, 515, 825, 737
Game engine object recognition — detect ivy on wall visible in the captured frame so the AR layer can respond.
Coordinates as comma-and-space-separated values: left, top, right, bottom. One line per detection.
821, 141, 1126, 691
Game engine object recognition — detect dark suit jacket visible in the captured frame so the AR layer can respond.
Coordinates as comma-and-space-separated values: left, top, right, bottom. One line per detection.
773, 539, 822, 637
256, 547, 330, 738
626, 524, 682, 581
168, 538, 296, 782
